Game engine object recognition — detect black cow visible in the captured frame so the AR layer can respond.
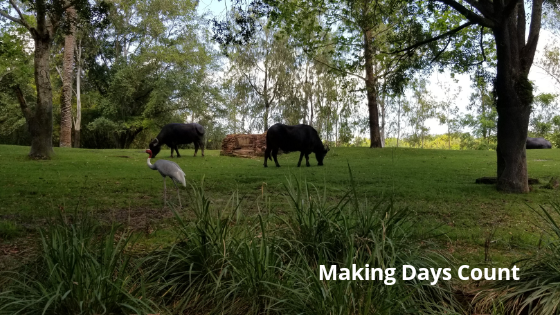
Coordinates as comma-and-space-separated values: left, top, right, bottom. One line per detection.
264, 123, 329, 167
149, 123, 205, 158
526, 137, 552, 149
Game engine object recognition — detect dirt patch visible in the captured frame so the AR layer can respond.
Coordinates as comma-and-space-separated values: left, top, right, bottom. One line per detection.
97, 206, 176, 231
0, 235, 38, 271
0, 206, 176, 272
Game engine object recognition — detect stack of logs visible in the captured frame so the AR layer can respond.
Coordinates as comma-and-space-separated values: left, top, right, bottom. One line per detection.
220, 133, 268, 158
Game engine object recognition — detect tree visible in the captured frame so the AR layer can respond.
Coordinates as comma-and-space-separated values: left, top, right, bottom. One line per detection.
536, 2, 560, 85
0, 0, 101, 158
405, 78, 435, 148
529, 92, 558, 137
435, 80, 462, 149
81, 0, 216, 148
226, 23, 294, 132
265, 0, 418, 148
215, 0, 425, 148
403, 0, 552, 192
0, 24, 34, 144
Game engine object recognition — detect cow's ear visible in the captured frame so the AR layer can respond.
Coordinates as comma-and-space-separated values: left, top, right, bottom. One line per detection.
151, 138, 159, 146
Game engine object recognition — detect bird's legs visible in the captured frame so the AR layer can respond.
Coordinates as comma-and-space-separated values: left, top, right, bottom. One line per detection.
172, 180, 182, 208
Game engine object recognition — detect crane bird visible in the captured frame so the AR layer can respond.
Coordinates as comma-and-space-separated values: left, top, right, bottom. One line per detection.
145, 149, 186, 207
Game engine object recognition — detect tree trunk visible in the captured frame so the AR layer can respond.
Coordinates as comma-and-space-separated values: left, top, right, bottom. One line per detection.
60, 7, 76, 147
480, 84, 487, 139
363, 29, 382, 148
397, 96, 401, 148
73, 39, 82, 148
28, 36, 54, 159
379, 94, 386, 147
493, 13, 532, 193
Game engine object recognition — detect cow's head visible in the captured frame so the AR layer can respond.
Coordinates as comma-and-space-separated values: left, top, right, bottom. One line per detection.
149, 138, 161, 158
317, 144, 330, 166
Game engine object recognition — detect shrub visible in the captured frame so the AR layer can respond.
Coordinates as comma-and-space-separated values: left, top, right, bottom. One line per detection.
0, 212, 155, 315
474, 203, 560, 315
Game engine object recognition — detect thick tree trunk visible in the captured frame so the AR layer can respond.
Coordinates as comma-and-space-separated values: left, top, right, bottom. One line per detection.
493, 15, 532, 193
28, 36, 54, 159
60, 7, 76, 147
363, 29, 382, 148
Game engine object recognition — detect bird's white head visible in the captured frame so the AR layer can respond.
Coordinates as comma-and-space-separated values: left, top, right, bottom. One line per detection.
145, 149, 153, 158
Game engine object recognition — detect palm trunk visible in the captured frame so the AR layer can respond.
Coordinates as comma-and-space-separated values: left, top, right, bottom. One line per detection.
73, 39, 82, 148
59, 7, 76, 147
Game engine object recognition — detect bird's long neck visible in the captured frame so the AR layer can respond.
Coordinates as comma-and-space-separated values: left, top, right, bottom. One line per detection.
147, 157, 156, 170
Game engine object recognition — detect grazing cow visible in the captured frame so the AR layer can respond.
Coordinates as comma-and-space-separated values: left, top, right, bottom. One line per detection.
264, 123, 330, 167
526, 137, 552, 149
149, 123, 205, 158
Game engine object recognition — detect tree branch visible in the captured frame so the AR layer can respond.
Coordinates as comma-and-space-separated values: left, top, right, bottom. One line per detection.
463, 0, 494, 18
8, 0, 30, 26
480, 26, 487, 61
0, 10, 26, 27
429, 35, 452, 64
517, 0, 526, 49
434, 0, 495, 28
390, 21, 475, 54
13, 85, 32, 120
524, 0, 543, 67
310, 56, 366, 81
534, 63, 560, 86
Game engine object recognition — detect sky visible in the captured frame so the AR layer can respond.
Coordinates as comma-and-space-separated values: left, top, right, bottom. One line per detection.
196, 0, 560, 135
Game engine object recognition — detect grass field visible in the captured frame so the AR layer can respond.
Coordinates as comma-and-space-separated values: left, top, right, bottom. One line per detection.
1, 144, 559, 266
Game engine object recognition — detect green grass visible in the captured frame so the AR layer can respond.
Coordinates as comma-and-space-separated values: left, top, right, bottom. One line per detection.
1, 144, 559, 265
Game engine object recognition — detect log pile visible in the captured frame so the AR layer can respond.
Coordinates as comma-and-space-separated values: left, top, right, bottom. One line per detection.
220, 133, 268, 158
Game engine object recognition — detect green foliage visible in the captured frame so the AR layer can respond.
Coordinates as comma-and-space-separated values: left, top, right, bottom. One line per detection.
474, 203, 560, 315
0, 212, 155, 315
141, 174, 462, 314
0, 220, 21, 240
0, 25, 34, 145
529, 93, 559, 147
459, 132, 497, 151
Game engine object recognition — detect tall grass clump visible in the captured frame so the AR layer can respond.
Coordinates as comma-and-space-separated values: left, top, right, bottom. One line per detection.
474, 203, 560, 315
272, 167, 462, 314
0, 212, 155, 315
143, 178, 242, 313
145, 170, 463, 314
0, 220, 21, 240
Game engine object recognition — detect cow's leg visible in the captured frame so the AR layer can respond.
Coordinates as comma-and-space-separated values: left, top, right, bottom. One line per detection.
272, 148, 280, 167
175, 146, 181, 158
305, 153, 310, 167
297, 152, 304, 167
200, 140, 205, 157
264, 147, 271, 167
170, 146, 174, 158
194, 142, 199, 157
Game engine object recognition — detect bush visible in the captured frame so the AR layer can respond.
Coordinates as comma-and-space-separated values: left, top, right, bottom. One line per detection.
0, 212, 155, 315
474, 203, 560, 314
142, 171, 463, 314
